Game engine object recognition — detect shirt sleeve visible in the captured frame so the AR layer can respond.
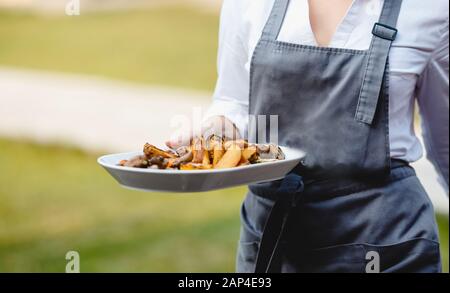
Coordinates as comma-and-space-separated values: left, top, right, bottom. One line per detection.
204, 0, 250, 138
416, 17, 449, 193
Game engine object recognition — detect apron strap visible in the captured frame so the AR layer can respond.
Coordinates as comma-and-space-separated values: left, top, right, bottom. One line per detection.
254, 173, 304, 273
261, 0, 290, 41
355, 0, 403, 125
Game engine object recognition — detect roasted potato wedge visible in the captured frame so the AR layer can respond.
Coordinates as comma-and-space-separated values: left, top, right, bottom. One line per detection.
205, 135, 225, 167
242, 146, 257, 161
215, 144, 242, 169
180, 163, 212, 170
238, 157, 250, 166
191, 137, 206, 164
202, 150, 211, 166
212, 144, 225, 167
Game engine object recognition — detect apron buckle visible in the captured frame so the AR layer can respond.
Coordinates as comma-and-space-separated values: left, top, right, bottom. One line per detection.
372, 22, 398, 41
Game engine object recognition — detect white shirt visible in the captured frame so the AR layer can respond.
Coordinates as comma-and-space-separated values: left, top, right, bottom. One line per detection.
206, 0, 449, 188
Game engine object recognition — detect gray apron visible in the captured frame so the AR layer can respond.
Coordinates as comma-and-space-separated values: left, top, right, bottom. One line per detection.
237, 0, 442, 273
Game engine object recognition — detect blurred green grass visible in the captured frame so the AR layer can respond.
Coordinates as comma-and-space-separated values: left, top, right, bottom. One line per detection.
0, 7, 219, 92
0, 139, 448, 272
0, 139, 244, 272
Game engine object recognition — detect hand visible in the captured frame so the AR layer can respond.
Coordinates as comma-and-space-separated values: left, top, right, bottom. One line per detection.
165, 116, 241, 149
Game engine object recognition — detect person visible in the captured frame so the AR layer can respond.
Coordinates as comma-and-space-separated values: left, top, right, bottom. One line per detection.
167, 0, 449, 273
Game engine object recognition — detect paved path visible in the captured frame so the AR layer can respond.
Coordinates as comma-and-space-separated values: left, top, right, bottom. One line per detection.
0, 67, 210, 152
0, 67, 447, 213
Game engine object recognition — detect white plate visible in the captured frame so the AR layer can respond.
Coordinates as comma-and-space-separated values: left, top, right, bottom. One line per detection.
98, 146, 305, 193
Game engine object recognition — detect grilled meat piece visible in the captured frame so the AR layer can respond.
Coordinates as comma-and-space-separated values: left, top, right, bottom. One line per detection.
169, 151, 193, 168
149, 156, 169, 169
257, 144, 285, 161
144, 143, 177, 159
123, 155, 149, 168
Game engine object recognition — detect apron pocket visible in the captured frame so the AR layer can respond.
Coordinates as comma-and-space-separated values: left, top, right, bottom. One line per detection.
289, 244, 366, 273
236, 241, 259, 273
288, 238, 441, 273
366, 238, 441, 273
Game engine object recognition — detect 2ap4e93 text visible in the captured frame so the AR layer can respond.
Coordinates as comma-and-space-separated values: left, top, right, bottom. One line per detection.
222, 277, 272, 288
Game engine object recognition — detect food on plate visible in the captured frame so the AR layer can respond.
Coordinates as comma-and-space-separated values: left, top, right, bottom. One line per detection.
191, 137, 206, 164
257, 144, 286, 161
180, 163, 212, 170
215, 143, 242, 169
170, 150, 193, 168
119, 155, 149, 168
144, 143, 177, 159
118, 136, 285, 170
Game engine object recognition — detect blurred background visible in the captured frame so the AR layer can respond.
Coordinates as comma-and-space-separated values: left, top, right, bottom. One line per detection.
0, 0, 448, 272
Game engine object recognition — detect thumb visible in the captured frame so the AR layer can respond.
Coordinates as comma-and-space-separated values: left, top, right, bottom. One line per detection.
165, 126, 194, 149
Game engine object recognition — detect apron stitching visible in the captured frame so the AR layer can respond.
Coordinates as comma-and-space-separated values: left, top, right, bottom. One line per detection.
250, 165, 415, 202
384, 61, 392, 170
248, 39, 265, 119
260, 39, 368, 56
355, 39, 376, 121
302, 172, 415, 201
305, 237, 440, 252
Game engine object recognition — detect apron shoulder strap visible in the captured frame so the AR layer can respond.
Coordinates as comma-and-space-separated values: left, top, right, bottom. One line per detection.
261, 0, 290, 41
355, 0, 403, 125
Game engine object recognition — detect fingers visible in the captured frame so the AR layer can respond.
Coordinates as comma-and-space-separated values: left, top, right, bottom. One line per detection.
166, 116, 241, 149
165, 127, 193, 149
202, 116, 241, 141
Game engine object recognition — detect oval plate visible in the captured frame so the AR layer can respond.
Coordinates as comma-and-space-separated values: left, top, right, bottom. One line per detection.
98, 146, 305, 193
